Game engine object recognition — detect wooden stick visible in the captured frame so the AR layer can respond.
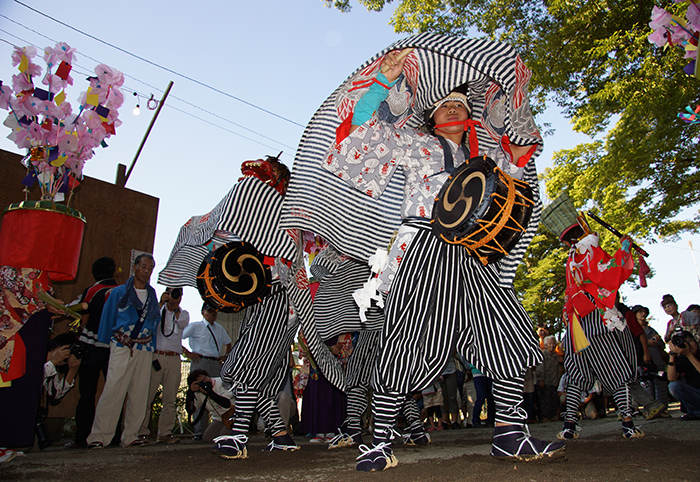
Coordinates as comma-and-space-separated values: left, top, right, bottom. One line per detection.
380, 48, 415, 73
586, 212, 649, 257
36, 290, 82, 321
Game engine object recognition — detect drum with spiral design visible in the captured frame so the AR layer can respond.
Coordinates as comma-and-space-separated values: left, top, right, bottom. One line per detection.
431, 156, 534, 265
196, 241, 271, 312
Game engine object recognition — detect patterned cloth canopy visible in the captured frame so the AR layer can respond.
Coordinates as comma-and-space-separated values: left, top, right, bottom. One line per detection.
279, 32, 543, 288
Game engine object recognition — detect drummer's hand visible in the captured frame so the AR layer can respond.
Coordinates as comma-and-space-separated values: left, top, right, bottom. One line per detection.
381, 50, 408, 83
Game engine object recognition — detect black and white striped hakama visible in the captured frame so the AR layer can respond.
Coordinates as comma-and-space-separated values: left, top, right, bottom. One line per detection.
561, 311, 636, 421
369, 220, 541, 441
562, 312, 636, 393
342, 331, 379, 432
312, 259, 385, 339
375, 221, 542, 394
372, 376, 527, 442
221, 281, 298, 399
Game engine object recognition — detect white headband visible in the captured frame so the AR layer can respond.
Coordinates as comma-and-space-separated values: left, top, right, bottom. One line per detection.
431, 92, 471, 118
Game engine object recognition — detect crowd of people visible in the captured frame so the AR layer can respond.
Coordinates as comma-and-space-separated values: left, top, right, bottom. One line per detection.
15, 283, 700, 455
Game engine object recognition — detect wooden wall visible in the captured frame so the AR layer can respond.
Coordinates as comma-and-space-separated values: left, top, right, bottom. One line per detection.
0, 149, 159, 419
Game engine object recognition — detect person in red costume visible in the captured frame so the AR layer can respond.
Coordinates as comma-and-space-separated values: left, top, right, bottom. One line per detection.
557, 224, 644, 440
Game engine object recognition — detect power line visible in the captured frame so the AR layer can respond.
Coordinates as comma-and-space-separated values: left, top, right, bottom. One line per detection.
12, 0, 306, 128
0, 25, 294, 151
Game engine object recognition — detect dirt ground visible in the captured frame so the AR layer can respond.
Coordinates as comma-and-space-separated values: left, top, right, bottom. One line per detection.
3, 410, 700, 482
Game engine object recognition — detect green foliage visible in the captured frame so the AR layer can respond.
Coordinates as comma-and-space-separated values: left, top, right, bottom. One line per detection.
513, 227, 568, 332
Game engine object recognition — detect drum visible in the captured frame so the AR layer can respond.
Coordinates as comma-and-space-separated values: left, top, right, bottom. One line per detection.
196, 241, 272, 312
431, 156, 534, 265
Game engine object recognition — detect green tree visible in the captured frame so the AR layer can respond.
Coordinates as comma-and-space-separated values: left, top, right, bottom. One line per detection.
328, 0, 700, 330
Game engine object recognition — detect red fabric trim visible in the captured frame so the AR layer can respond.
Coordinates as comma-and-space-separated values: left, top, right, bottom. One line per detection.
4, 333, 26, 382
501, 136, 538, 168
625, 310, 644, 338
336, 115, 353, 144
348, 77, 391, 92
433, 120, 483, 157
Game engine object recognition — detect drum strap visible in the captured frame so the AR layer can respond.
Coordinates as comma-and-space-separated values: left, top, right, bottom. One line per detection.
437, 136, 469, 174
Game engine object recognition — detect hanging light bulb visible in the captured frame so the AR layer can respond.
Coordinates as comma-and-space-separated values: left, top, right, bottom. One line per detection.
132, 92, 141, 116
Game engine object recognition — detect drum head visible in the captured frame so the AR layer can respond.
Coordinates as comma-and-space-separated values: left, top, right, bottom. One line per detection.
196, 241, 271, 311
432, 157, 497, 240
432, 156, 534, 264
196, 253, 235, 313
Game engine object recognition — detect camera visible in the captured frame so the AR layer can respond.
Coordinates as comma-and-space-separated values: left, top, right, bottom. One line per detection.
672, 330, 688, 349
169, 288, 182, 299
69, 343, 87, 359
198, 380, 212, 392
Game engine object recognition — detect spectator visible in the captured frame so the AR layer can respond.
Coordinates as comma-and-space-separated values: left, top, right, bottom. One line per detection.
581, 381, 607, 420
299, 336, 347, 443
536, 336, 562, 422
275, 350, 300, 436
139, 287, 189, 444
87, 254, 160, 449
464, 362, 495, 428
421, 378, 444, 432
617, 297, 665, 420
522, 367, 537, 423
35, 334, 82, 449
661, 294, 700, 343
44, 333, 81, 403
182, 303, 232, 440
667, 330, 700, 420
631, 305, 669, 415
73, 257, 120, 448
537, 323, 565, 357
186, 369, 235, 442
440, 351, 461, 429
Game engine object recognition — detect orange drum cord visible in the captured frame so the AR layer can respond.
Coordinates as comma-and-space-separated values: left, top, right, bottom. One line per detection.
196, 262, 243, 312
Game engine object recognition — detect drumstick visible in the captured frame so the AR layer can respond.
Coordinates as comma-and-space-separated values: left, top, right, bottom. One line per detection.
380, 48, 415, 73
586, 212, 649, 257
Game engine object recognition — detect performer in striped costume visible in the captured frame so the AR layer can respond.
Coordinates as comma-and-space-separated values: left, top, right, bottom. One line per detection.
211, 159, 304, 459
310, 247, 429, 449
556, 227, 643, 440
320, 51, 564, 471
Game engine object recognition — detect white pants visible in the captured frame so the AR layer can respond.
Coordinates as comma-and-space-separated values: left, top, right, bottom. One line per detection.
87, 343, 153, 447
139, 353, 182, 438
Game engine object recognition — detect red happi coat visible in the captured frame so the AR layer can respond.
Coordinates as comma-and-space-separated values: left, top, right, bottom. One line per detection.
564, 235, 634, 325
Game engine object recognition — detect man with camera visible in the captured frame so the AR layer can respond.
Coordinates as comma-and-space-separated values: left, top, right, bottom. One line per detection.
182, 303, 232, 439
138, 287, 189, 443
667, 330, 700, 420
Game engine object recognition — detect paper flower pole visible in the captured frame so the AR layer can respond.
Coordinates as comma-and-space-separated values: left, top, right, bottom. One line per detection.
679, 104, 700, 123
648, 2, 700, 76
0, 42, 123, 203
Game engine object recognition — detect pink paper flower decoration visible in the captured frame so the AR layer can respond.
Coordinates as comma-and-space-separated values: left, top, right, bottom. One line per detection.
0, 42, 123, 199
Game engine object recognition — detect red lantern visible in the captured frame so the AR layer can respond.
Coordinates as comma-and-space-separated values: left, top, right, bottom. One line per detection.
0, 201, 86, 281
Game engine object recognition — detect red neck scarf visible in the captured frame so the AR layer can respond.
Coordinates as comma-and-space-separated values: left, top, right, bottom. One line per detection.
434, 119, 482, 157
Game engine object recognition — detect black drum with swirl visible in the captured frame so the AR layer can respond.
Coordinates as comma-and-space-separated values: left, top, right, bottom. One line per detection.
431, 156, 534, 265
196, 241, 272, 312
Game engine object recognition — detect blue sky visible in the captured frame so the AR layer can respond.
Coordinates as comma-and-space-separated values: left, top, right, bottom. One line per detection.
1, 0, 698, 337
